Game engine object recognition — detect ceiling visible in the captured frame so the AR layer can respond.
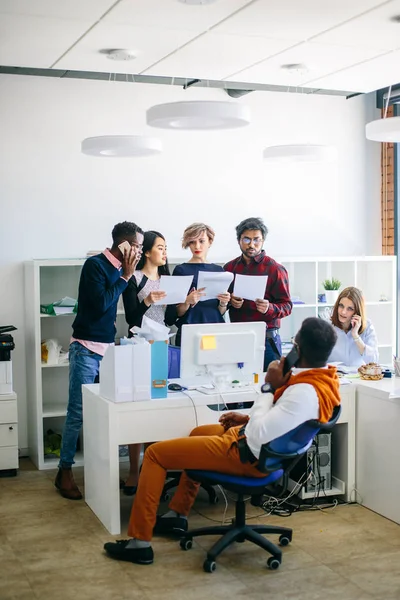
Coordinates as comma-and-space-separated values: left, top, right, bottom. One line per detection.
1, 0, 400, 95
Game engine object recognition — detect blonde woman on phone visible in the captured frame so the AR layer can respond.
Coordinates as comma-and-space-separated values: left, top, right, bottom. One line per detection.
328, 286, 378, 367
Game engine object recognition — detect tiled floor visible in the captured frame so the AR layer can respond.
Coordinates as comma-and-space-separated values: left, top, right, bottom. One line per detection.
1, 459, 400, 600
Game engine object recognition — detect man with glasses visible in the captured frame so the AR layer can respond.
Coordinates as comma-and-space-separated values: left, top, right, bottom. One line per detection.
55, 221, 144, 500
224, 217, 292, 371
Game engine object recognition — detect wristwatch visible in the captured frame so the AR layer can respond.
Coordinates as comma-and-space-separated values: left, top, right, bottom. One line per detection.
261, 382, 275, 394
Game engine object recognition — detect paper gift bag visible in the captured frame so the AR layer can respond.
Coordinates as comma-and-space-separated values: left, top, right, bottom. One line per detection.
100, 343, 151, 402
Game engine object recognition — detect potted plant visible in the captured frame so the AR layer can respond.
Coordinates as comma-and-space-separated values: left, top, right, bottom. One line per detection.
322, 278, 341, 304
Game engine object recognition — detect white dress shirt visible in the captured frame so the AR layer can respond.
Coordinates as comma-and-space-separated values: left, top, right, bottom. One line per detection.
328, 320, 378, 367
245, 368, 320, 459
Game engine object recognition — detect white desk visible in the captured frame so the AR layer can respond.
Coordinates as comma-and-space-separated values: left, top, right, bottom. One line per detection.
355, 378, 400, 524
83, 383, 355, 534
83, 385, 197, 535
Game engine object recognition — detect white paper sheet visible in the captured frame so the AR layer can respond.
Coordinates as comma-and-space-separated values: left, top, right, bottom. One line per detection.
154, 275, 193, 305
197, 270, 233, 301
233, 274, 268, 302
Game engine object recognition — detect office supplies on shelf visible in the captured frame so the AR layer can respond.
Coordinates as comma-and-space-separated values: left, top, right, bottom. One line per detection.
40, 296, 77, 316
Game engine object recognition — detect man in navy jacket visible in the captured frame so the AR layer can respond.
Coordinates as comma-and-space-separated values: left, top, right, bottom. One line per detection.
55, 221, 143, 500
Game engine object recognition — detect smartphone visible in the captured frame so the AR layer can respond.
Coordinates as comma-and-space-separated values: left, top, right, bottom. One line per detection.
118, 240, 131, 256
283, 345, 299, 375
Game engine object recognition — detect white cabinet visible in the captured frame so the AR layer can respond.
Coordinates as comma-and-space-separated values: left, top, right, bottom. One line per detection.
25, 256, 396, 470
0, 393, 18, 472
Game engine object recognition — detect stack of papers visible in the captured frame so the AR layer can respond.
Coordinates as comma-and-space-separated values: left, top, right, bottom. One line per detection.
40, 296, 77, 316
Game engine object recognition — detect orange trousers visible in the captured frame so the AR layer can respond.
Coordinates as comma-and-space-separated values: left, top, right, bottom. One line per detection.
127, 424, 266, 541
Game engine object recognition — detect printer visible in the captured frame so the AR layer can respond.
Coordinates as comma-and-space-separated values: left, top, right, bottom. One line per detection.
0, 325, 16, 395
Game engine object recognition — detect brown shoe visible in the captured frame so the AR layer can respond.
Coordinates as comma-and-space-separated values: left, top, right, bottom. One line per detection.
55, 467, 82, 500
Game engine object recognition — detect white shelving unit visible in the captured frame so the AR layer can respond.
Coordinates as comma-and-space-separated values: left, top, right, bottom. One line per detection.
279, 256, 397, 366
25, 256, 396, 470
24, 258, 129, 470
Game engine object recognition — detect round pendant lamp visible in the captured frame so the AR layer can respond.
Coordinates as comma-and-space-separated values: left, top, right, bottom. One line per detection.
365, 116, 400, 142
81, 135, 162, 157
263, 144, 336, 163
146, 101, 251, 130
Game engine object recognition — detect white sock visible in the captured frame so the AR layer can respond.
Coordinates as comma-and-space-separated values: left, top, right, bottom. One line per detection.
162, 510, 187, 520
125, 538, 151, 549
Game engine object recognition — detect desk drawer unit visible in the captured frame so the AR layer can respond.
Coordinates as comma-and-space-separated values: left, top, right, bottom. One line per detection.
0, 394, 18, 471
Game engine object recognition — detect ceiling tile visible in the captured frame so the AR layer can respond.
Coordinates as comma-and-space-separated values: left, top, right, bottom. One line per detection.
55, 22, 199, 73
0, 14, 92, 68
144, 32, 295, 80
0, 0, 115, 21
312, 0, 400, 51
304, 49, 400, 93
225, 41, 383, 86
105, 0, 252, 32
214, 0, 388, 41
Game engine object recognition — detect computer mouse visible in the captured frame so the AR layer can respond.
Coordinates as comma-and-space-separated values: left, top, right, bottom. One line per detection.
168, 383, 183, 391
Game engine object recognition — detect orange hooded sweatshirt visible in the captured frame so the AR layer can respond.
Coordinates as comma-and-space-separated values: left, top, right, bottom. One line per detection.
273, 366, 341, 423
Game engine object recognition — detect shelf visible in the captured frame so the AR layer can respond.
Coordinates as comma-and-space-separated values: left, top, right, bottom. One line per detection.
42, 362, 69, 368
40, 313, 75, 318
292, 303, 316, 308
365, 301, 392, 306
378, 344, 393, 348
288, 475, 345, 500
43, 451, 84, 470
43, 405, 67, 418
318, 303, 334, 307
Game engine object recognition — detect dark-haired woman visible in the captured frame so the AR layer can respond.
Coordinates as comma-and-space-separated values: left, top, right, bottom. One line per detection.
123, 230, 171, 331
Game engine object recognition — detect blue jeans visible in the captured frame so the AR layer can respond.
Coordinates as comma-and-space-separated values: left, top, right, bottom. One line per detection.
263, 331, 282, 372
59, 342, 102, 468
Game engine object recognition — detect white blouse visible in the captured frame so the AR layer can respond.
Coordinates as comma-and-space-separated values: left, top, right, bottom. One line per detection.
328, 320, 379, 367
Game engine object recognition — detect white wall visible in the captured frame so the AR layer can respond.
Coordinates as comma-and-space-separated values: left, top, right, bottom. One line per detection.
0, 74, 381, 449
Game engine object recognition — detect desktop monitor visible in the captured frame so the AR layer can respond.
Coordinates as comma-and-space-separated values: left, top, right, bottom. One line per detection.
180, 322, 266, 387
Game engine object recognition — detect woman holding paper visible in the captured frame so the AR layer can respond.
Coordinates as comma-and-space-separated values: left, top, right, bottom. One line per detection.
328, 286, 379, 367
166, 223, 231, 346
122, 230, 176, 496
123, 230, 176, 331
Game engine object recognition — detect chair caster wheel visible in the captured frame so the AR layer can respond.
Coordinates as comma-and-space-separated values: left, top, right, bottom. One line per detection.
279, 535, 291, 546
267, 557, 281, 570
180, 538, 193, 551
203, 559, 216, 573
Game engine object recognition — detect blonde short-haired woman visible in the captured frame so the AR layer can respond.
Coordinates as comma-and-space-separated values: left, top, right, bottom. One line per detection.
166, 222, 230, 346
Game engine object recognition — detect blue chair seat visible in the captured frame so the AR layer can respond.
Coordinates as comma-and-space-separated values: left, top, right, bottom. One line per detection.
186, 469, 284, 490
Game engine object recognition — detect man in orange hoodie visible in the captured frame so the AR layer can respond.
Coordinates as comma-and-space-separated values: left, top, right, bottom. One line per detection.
104, 317, 340, 565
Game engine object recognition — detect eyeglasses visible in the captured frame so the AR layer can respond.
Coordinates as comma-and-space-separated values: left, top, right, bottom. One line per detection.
241, 236, 263, 245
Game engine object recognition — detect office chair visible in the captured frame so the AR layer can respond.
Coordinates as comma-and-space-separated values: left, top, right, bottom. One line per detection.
179, 405, 342, 573
161, 345, 218, 504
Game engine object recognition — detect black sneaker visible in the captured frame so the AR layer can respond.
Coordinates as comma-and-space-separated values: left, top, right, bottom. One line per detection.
153, 515, 188, 536
104, 540, 154, 565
